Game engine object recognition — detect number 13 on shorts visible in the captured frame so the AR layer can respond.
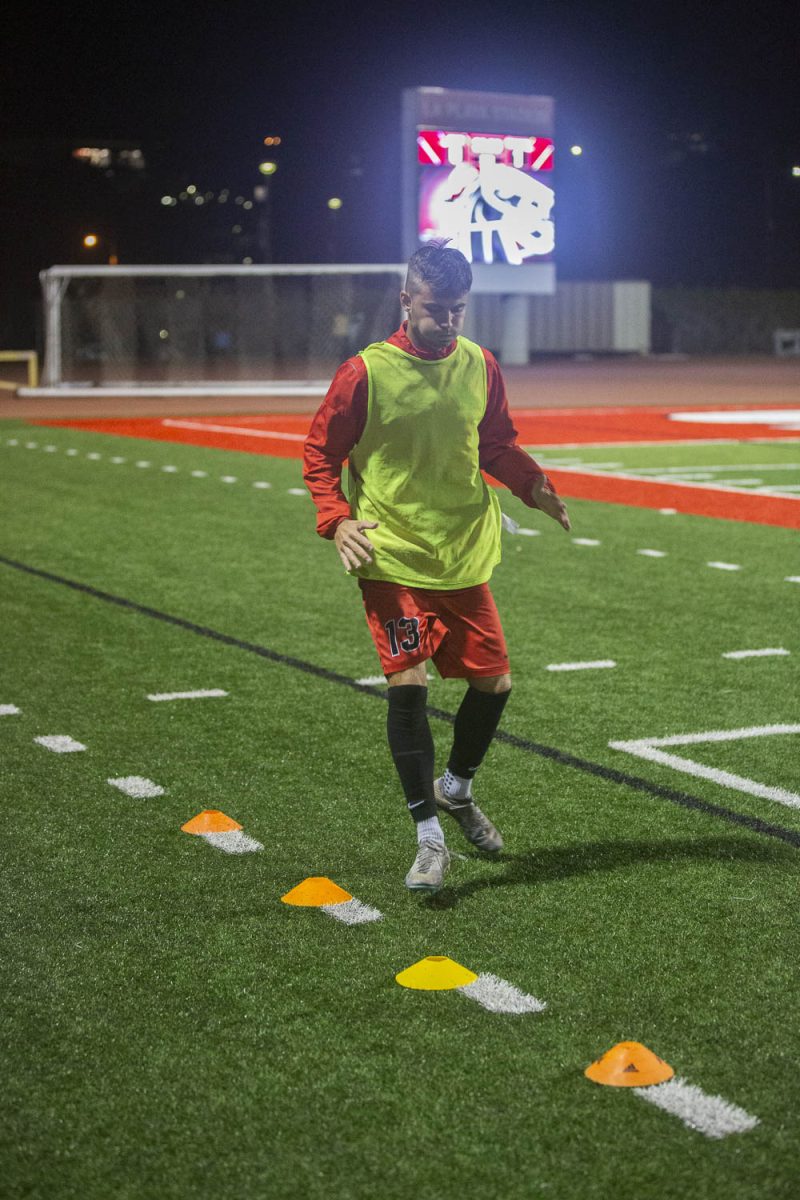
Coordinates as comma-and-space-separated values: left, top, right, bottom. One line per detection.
384, 617, 421, 656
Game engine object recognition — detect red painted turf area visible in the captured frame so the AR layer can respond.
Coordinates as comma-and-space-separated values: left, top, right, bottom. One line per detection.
37, 407, 800, 529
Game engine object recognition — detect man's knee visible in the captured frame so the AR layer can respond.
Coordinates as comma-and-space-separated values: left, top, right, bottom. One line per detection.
387, 662, 429, 687
466, 672, 512, 695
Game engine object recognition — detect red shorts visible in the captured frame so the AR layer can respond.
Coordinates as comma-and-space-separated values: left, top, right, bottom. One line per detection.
359, 579, 510, 679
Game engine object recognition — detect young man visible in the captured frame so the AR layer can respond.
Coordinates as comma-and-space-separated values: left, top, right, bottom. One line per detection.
303, 241, 570, 892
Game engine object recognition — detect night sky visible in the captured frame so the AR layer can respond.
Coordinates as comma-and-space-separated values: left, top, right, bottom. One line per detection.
4, 0, 799, 283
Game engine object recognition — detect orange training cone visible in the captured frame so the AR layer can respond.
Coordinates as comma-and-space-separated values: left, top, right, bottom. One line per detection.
395, 956, 478, 991
182, 809, 243, 834
281, 877, 353, 906
584, 1041, 674, 1087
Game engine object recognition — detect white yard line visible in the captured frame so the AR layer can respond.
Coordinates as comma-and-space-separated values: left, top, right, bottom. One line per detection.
1, 704, 21, 716
34, 735, 86, 753
610, 724, 800, 809
722, 648, 789, 660
458, 973, 546, 1014
536, 463, 800, 501
162, 419, 306, 441
107, 776, 165, 798
147, 689, 229, 701
637, 549, 667, 557
547, 660, 616, 672
321, 898, 384, 924
707, 561, 741, 571
572, 537, 601, 546
200, 830, 263, 854
786, 576, 800, 583
634, 1078, 759, 1139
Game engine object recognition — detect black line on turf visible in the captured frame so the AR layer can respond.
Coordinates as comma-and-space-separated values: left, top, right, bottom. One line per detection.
3, 552, 799, 852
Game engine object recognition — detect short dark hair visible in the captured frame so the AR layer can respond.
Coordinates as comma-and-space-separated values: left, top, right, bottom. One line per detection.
405, 238, 472, 296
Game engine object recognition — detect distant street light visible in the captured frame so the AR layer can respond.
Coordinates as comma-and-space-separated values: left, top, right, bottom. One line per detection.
327, 197, 343, 210
259, 161, 278, 176
792, 166, 800, 178
82, 233, 99, 248
570, 145, 583, 157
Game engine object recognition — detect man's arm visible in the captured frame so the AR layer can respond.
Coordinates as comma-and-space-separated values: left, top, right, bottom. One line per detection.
302, 359, 379, 567
478, 351, 570, 531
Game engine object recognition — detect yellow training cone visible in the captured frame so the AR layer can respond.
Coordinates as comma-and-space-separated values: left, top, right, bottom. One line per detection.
395, 956, 478, 991
181, 809, 242, 834
281, 877, 353, 907
585, 1041, 674, 1087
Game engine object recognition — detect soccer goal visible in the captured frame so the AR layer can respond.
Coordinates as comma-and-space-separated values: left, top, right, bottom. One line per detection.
29, 264, 407, 396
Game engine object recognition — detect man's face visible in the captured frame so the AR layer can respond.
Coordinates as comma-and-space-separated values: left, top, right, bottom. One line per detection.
400, 280, 469, 352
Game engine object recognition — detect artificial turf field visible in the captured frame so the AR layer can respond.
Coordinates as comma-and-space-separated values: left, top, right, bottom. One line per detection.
1, 417, 799, 1199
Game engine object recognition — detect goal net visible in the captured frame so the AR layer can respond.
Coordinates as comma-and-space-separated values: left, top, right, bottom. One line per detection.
35, 264, 406, 394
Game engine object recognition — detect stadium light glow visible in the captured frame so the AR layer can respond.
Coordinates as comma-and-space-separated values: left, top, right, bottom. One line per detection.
258, 161, 278, 175
327, 197, 343, 210
792, 166, 800, 177
160, 195, 174, 206
242, 200, 253, 210
187, 185, 197, 194
82, 234, 99, 248
570, 145, 583, 156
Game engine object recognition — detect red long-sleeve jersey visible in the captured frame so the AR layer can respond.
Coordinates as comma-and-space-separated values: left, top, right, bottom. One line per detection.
303, 323, 550, 539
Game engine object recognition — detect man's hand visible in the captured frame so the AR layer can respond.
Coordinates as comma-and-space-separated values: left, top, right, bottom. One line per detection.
532, 476, 571, 531
334, 519, 379, 571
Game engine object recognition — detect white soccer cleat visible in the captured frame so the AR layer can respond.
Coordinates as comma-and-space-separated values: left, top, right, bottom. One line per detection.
404, 840, 451, 891
434, 778, 504, 852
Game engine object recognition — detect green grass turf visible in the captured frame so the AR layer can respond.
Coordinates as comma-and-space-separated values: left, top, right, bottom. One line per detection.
1, 421, 799, 1199
534, 439, 800, 492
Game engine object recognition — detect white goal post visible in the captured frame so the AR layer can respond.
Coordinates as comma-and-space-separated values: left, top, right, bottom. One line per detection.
30, 263, 407, 396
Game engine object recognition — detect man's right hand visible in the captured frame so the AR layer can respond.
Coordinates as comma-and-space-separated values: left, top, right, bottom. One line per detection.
334, 519, 379, 571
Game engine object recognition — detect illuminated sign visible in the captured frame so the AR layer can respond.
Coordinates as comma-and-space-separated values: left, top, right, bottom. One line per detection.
417, 129, 555, 265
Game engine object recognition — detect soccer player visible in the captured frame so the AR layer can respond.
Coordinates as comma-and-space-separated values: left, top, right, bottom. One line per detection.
303, 240, 570, 892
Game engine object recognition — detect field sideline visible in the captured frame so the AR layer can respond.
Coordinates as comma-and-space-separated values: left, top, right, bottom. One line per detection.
1, 394, 798, 1199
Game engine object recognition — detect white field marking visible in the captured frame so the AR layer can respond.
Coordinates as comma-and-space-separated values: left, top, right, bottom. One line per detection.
66, 448, 79, 456
253, 481, 272, 489
147, 688, 229, 702
135, 460, 151, 468
786, 576, 800, 583
190, 469, 208, 477
637, 549, 667, 557
762, 484, 800, 493
220, 475, 238, 483
321, 898, 384, 924
516, 527, 540, 536
162, 418, 306, 442
623, 462, 800, 475
44, 444, 57, 452
714, 478, 763, 487
107, 776, 165, 798
527, 438, 796, 451
634, 1078, 759, 1139
722, 648, 789, 660
34, 735, 87, 753
25, 440, 38, 448
707, 561, 741, 571
659, 508, 677, 514
609, 724, 800, 809
161, 464, 179, 473
535, 464, 800, 501
200, 830, 264, 854
7, 437, 19, 445
547, 659, 616, 672
669, 408, 800, 430
110, 456, 126, 464
459, 973, 547, 1015
572, 537, 601, 546
86, 451, 102, 460
1, 704, 21, 716
287, 487, 307, 495
655, 472, 715, 481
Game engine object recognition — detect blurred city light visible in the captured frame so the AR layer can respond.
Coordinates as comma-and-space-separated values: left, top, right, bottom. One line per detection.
186, 185, 197, 194
242, 200, 253, 209
82, 234, 99, 248
160, 195, 174, 206
263, 136, 282, 146
327, 197, 343, 210
570, 145, 583, 156
258, 161, 278, 176
792, 166, 800, 177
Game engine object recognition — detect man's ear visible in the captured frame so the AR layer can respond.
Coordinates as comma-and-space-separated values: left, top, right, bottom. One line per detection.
400, 290, 411, 311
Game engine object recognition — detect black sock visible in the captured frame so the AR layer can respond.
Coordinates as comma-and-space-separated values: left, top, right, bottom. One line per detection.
386, 685, 437, 822
448, 686, 511, 781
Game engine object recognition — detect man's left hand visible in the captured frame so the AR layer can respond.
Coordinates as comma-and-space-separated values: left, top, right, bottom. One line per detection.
532, 476, 571, 531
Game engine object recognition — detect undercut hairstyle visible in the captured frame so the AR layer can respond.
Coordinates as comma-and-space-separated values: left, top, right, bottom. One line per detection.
405, 238, 472, 296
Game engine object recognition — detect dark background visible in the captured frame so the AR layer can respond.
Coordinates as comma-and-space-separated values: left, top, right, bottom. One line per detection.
2, 0, 798, 343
